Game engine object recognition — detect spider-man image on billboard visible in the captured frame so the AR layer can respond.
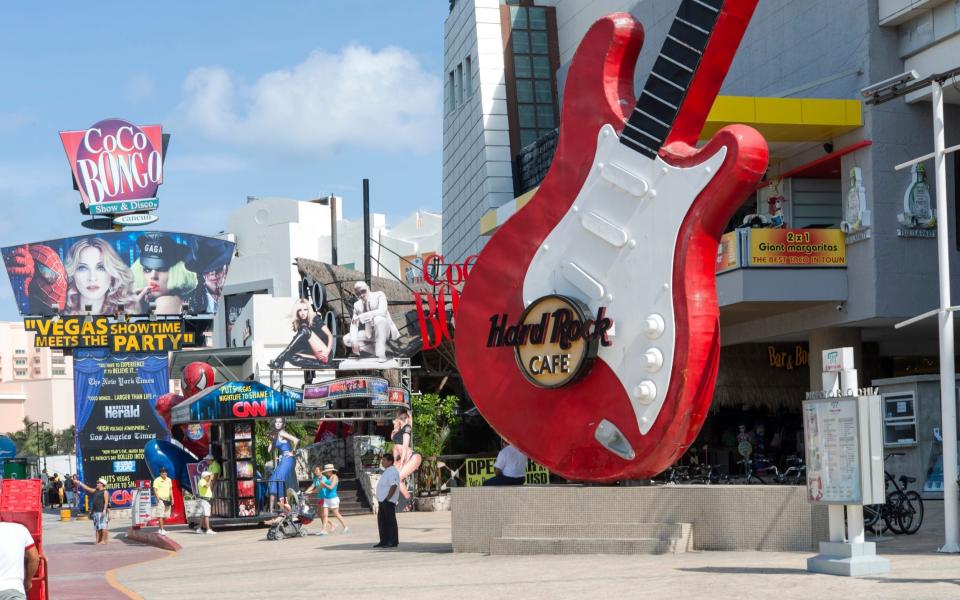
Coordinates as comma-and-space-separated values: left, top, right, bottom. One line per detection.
2, 231, 234, 317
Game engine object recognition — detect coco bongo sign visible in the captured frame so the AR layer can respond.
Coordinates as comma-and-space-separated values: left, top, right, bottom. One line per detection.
60, 118, 165, 215
487, 295, 613, 388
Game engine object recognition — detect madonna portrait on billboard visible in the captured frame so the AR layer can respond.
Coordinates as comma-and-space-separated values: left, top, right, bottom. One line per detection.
131, 233, 198, 315
268, 299, 336, 369
63, 238, 138, 315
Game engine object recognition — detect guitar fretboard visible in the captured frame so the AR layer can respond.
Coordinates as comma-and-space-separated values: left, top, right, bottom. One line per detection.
621, 0, 724, 158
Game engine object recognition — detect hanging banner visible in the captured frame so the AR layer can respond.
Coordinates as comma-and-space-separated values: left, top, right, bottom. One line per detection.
60, 118, 164, 215
24, 316, 198, 352
464, 457, 550, 486
715, 231, 740, 273
2, 231, 234, 317
372, 387, 411, 408
302, 377, 390, 407
74, 349, 170, 508
747, 229, 845, 267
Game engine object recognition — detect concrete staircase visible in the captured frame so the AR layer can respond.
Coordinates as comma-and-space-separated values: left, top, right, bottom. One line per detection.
489, 522, 692, 555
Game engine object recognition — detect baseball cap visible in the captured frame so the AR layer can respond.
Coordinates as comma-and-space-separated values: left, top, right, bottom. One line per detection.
97, 478, 107, 485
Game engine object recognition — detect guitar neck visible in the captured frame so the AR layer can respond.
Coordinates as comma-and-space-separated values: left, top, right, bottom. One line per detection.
621, 0, 725, 158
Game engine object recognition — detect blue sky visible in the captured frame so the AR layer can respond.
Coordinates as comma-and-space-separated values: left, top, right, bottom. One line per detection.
0, 1, 448, 319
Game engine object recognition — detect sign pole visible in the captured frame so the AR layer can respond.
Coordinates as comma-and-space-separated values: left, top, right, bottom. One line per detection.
932, 80, 960, 553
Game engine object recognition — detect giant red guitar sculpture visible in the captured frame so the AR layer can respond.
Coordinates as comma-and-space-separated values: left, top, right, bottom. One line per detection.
456, 0, 768, 481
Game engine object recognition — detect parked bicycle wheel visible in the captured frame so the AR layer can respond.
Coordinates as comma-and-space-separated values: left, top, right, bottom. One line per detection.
884, 491, 905, 534
896, 491, 924, 535
863, 504, 881, 530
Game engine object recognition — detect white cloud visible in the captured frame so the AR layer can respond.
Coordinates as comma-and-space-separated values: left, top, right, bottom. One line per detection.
126, 73, 157, 102
178, 44, 441, 155
164, 153, 246, 174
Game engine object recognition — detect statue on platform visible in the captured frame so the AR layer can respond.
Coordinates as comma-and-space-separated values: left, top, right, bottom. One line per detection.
343, 281, 400, 361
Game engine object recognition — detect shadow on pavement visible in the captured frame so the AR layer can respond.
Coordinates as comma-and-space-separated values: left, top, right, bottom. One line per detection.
864, 577, 960, 586
318, 542, 453, 553
677, 567, 810, 576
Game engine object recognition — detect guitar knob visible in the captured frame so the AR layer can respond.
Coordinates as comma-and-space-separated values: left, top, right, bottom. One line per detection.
643, 348, 663, 373
644, 314, 665, 339
632, 380, 657, 404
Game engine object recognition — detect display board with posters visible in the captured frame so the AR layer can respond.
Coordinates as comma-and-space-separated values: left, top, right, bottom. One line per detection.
464, 457, 550, 486
746, 229, 845, 267
2, 231, 234, 317
802, 394, 884, 505
74, 349, 170, 508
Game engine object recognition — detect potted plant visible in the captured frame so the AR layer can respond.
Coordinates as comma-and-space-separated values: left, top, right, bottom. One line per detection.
411, 393, 461, 511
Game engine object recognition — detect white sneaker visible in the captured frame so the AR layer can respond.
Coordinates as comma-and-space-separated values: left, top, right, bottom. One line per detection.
342, 527, 350, 534
158, 529, 167, 536
318, 530, 329, 536
195, 528, 203, 534
206, 529, 217, 535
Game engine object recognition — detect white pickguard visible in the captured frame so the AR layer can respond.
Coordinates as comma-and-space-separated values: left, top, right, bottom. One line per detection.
522, 124, 726, 437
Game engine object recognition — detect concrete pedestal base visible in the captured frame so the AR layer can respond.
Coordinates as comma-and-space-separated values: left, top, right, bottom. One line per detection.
807, 541, 890, 576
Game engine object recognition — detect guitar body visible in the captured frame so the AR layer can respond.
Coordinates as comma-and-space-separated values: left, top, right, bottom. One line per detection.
456, 7, 768, 481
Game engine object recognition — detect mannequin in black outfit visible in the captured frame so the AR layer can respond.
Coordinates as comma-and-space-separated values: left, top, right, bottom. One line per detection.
269, 299, 335, 369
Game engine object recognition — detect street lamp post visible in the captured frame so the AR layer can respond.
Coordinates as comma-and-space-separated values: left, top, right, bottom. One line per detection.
864, 66, 960, 553
39, 421, 49, 473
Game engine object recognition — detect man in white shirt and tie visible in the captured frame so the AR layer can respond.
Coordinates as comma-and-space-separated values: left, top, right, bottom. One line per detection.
344, 281, 400, 361
483, 441, 528, 486
375, 454, 400, 548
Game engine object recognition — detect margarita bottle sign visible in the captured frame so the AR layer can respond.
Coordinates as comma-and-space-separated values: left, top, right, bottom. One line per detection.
903, 164, 934, 226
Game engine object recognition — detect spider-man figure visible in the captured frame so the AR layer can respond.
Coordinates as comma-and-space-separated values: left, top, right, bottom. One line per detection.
4, 244, 67, 313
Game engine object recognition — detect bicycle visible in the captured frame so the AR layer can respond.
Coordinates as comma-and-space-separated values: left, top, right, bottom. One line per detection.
863, 453, 924, 535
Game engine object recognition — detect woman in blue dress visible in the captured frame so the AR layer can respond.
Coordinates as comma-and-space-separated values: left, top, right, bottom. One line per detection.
268, 417, 299, 512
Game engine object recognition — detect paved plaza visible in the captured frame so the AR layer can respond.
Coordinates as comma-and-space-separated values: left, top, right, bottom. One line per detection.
37, 501, 959, 600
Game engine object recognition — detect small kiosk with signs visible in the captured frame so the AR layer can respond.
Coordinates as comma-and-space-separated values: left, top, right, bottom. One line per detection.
804, 347, 889, 577
170, 381, 300, 524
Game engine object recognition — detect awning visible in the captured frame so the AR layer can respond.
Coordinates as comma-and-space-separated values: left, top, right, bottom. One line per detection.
171, 380, 300, 425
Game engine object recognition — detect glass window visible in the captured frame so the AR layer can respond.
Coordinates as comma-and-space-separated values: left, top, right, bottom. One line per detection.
883, 392, 918, 446
518, 104, 536, 128
516, 79, 534, 103
535, 80, 553, 103
512, 30, 530, 54
456, 63, 464, 106
514, 55, 532, 78
532, 55, 551, 79
464, 56, 473, 98
529, 7, 547, 30
530, 31, 549, 54
536, 104, 555, 128
520, 128, 538, 148
448, 71, 455, 112
510, 6, 528, 29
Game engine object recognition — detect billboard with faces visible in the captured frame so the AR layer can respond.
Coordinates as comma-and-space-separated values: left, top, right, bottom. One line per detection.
2, 231, 234, 317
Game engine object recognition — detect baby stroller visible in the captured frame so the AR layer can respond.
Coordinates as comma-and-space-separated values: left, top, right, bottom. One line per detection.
266, 490, 315, 540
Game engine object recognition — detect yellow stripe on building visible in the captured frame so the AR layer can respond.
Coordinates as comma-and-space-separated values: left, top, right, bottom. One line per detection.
480, 96, 862, 236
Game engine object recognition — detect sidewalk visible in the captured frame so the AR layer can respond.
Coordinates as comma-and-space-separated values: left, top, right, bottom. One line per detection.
103, 505, 959, 600
41, 509, 169, 600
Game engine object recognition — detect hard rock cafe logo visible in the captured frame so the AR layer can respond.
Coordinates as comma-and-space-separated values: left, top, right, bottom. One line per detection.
486, 295, 613, 388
